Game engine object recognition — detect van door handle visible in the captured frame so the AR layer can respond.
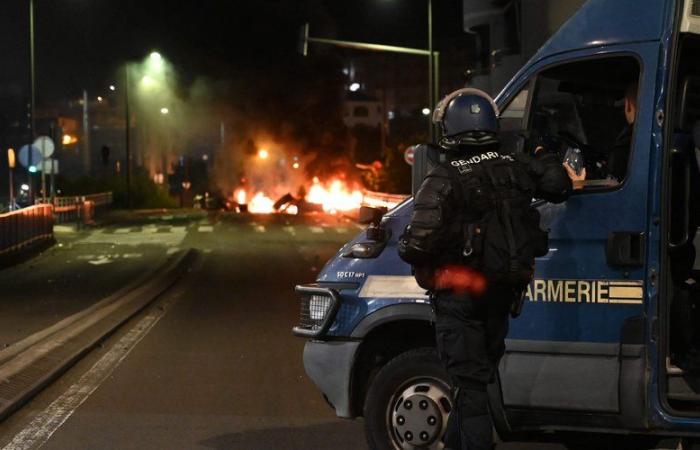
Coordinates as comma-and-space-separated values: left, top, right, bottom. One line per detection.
606, 232, 645, 267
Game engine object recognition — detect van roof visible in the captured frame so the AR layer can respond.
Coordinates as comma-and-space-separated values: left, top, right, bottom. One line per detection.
532, 0, 668, 62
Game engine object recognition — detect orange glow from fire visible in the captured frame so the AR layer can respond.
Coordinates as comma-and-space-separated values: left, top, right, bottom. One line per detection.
235, 189, 247, 205
248, 192, 275, 214
306, 178, 363, 213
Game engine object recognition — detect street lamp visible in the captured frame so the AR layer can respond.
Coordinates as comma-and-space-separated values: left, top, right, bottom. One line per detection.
258, 149, 269, 160
7, 148, 15, 211
160, 107, 170, 115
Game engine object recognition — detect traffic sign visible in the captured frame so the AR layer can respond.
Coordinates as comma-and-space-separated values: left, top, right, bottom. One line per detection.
18, 144, 42, 169
33, 136, 55, 158
41, 159, 59, 174
404, 146, 416, 166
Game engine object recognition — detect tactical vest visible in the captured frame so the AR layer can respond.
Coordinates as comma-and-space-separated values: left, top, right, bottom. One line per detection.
447, 152, 549, 284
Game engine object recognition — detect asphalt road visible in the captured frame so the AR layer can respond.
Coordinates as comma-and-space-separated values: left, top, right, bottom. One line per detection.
0, 211, 566, 450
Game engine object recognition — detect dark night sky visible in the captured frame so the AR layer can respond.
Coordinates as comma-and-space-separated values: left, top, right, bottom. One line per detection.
0, 0, 465, 105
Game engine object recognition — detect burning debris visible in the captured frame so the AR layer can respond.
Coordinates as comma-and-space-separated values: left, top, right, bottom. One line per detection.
232, 177, 367, 215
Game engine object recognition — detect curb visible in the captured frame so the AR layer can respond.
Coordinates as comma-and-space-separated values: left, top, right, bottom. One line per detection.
0, 248, 198, 422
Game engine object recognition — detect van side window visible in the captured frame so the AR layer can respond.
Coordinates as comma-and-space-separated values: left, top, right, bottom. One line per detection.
498, 86, 531, 154
528, 57, 640, 189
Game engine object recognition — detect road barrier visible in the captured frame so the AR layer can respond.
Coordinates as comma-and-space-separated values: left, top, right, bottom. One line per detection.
0, 204, 54, 259
51, 191, 113, 224
362, 190, 409, 210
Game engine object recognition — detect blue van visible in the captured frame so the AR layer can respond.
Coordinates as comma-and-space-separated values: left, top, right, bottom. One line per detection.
293, 1, 700, 448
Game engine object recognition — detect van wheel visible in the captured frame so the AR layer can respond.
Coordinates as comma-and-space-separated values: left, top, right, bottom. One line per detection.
363, 347, 453, 450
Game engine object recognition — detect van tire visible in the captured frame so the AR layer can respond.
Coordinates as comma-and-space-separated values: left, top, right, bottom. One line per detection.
363, 347, 453, 450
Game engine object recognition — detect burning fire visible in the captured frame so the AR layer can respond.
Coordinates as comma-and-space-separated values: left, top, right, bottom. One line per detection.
234, 177, 372, 215
235, 189, 246, 205
306, 177, 363, 213
248, 192, 275, 214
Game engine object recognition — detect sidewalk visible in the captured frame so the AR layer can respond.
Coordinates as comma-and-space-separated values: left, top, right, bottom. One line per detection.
0, 231, 172, 348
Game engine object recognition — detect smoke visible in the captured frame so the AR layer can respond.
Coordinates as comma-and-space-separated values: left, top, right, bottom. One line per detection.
125, 50, 355, 200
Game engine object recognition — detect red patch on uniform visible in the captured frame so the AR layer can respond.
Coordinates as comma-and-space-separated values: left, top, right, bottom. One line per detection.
434, 265, 487, 297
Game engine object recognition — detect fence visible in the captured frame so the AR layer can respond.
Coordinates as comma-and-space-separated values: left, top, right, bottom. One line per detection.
0, 204, 54, 259
50, 192, 113, 224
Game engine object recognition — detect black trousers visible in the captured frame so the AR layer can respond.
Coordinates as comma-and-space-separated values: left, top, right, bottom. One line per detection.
433, 283, 522, 450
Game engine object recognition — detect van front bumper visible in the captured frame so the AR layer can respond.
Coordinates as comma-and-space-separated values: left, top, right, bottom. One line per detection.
303, 339, 361, 419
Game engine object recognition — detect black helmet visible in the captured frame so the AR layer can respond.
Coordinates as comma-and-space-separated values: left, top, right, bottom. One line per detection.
433, 88, 499, 148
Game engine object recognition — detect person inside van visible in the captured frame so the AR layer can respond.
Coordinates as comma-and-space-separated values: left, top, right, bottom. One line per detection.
564, 82, 638, 187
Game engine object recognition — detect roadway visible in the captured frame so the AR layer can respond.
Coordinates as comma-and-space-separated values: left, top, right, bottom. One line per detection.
0, 211, 565, 449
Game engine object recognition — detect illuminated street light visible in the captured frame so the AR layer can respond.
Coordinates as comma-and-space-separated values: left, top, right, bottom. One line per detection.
258, 149, 269, 159
62, 134, 78, 146
292, 162, 300, 169
160, 107, 170, 115
7, 148, 15, 210
97, 96, 103, 102
422, 107, 431, 116
141, 75, 156, 88
28, 165, 37, 173
349, 82, 360, 92
150, 51, 162, 62
109, 85, 116, 91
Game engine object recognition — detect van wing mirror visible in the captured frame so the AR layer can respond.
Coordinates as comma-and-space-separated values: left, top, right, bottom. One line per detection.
358, 206, 387, 225
412, 143, 445, 195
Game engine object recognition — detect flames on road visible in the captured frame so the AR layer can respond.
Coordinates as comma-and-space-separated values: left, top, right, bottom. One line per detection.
234, 177, 365, 215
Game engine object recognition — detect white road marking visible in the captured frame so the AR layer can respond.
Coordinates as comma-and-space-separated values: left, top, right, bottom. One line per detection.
198, 225, 214, 233
79, 227, 186, 247
76, 255, 96, 260
114, 228, 131, 234
122, 253, 142, 259
53, 225, 75, 233
309, 226, 325, 234
254, 225, 266, 233
336, 227, 348, 234
166, 247, 181, 255
88, 256, 112, 266
1, 289, 176, 450
283, 226, 296, 236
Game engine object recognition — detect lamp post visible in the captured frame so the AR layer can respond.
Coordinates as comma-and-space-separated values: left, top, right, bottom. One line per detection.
7, 148, 16, 211
124, 64, 132, 209
28, 0, 36, 199
302, 0, 439, 140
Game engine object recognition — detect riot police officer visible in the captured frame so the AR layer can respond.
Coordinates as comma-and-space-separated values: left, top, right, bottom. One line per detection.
398, 88, 572, 450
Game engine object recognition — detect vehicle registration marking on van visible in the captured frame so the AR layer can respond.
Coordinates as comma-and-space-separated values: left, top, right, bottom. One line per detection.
524, 279, 643, 304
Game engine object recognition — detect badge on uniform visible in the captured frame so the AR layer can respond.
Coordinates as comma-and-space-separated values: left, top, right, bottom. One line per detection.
470, 103, 481, 114
458, 165, 473, 174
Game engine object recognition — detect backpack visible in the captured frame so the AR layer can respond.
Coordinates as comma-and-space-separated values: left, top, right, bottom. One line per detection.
451, 156, 549, 284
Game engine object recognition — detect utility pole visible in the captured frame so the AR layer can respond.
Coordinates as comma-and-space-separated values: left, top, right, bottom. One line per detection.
302, 23, 439, 142
28, 0, 36, 199
427, 0, 434, 141
124, 65, 132, 208
82, 90, 91, 175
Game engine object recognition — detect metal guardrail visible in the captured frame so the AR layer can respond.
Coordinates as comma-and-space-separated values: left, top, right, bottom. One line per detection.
361, 190, 409, 210
0, 205, 54, 258
50, 192, 113, 224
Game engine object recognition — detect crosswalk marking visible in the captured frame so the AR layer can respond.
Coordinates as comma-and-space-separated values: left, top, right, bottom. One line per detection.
254, 225, 266, 233
114, 228, 131, 234
309, 226, 325, 234
283, 226, 296, 236
198, 225, 214, 233
336, 227, 348, 234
